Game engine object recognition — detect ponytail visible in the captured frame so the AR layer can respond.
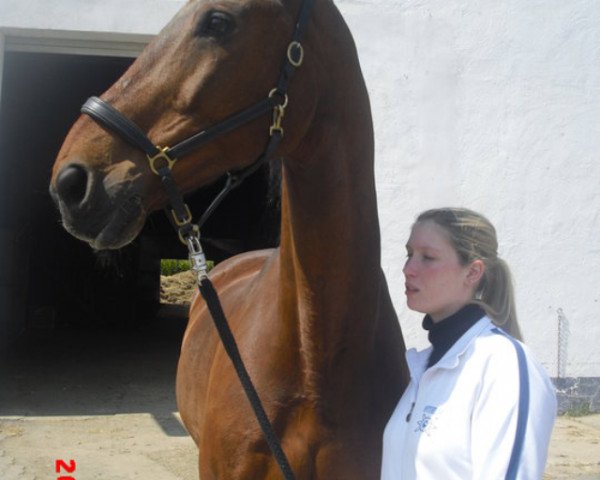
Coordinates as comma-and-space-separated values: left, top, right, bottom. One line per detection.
473, 257, 522, 341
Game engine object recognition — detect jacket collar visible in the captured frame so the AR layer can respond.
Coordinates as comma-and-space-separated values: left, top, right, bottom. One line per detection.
423, 304, 486, 368
405, 316, 494, 380
433, 316, 493, 370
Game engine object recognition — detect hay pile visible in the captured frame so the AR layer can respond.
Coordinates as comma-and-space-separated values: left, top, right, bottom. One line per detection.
160, 270, 197, 305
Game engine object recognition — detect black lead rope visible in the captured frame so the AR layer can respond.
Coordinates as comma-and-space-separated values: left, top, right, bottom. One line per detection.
158, 154, 296, 480
199, 278, 296, 479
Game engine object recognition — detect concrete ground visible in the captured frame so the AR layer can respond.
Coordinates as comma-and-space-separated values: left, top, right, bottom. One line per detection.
545, 414, 600, 480
0, 305, 198, 480
0, 306, 598, 479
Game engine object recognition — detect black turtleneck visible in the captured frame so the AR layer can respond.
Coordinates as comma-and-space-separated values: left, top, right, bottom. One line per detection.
423, 303, 486, 369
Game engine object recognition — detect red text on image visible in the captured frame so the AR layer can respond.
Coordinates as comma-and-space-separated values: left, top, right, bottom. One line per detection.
55, 459, 76, 480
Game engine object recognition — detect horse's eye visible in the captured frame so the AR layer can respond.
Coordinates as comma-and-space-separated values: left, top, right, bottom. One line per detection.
197, 11, 234, 37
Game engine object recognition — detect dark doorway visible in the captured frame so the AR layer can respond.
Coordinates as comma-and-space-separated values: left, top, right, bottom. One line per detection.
0, 50, 279, 352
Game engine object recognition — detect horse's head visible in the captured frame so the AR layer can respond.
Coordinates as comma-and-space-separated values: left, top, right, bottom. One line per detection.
50, 0, 317, 250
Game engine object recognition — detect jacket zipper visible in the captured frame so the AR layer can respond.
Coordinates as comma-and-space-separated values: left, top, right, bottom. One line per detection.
406, 401, 416, 422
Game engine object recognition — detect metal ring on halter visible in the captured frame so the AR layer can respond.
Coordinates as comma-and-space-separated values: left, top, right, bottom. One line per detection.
178, 223, 200, 245
147, 146, 176, 175
268, 88, 289, 109
287, 41, 304, 67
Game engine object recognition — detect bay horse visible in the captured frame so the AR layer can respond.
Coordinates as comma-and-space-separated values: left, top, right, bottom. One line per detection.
49, 0, 409, 477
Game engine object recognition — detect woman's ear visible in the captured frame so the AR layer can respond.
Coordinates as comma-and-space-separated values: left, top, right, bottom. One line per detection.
466, 259, 485, 286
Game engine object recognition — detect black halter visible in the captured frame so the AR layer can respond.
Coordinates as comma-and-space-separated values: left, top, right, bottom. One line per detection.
82, 0, 314, 231
80, 2, 315, 479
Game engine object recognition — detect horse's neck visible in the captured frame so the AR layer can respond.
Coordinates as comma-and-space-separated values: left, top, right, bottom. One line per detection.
279, 137, 381, 293
277, 67, 390, 399
279, 0, 382, 299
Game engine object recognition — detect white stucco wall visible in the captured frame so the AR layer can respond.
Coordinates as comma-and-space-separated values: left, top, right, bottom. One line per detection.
0, 0, 181, 36
339, 0, 600, 378
2, 0, 598, 377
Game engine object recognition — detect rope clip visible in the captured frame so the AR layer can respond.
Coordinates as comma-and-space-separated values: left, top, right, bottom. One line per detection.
186, 232, 209, 281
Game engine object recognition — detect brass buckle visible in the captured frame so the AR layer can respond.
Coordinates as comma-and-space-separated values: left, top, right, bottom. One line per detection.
170, 204, 193, 227
268, 89, 289, 137
287, 41, 304, 67
147, 146, 176, 175
270, 105, 286, 137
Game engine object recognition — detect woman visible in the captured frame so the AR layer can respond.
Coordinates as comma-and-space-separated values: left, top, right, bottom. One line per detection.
381, 208, 556, 480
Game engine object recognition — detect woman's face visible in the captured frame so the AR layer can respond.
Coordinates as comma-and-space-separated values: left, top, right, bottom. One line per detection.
403, 220, 480, 322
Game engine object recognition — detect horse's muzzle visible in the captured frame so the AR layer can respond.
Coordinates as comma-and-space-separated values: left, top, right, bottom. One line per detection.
54, 163, 90, 209
50, 163, 146, 250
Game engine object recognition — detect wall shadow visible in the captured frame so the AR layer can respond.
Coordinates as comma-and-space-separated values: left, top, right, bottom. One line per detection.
0, 305, 190, 437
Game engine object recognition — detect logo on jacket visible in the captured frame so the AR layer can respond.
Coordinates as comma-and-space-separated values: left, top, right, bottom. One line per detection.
414, 405, 437, 433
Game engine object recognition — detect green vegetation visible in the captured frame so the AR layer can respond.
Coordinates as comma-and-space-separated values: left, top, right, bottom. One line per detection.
160, 258, 214, 276
563, 403, 593, 417
160, 259, 191, 276
565, 404, 595, 417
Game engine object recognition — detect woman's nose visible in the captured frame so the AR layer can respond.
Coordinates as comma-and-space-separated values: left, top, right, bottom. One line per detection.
403, 258, 415, 277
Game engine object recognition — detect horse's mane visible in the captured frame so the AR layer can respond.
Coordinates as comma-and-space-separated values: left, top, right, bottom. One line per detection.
260, 158, 282, 248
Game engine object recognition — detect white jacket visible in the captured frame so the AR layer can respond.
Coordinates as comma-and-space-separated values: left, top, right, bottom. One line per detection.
381, 316, 557, 480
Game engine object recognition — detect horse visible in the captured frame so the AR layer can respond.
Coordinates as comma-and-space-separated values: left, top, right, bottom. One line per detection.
49, 0, 409, 477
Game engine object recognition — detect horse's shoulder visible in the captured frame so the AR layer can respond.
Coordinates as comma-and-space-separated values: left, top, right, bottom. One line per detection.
209, 248, 275, 286
188, 247, 276, 326
189, 248, 274, 303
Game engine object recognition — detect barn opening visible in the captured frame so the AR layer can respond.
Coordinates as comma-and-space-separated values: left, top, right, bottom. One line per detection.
0, 49, 280, 355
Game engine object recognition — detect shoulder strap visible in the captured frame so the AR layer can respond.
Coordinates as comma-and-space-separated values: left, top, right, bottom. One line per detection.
491, 328, 530, 480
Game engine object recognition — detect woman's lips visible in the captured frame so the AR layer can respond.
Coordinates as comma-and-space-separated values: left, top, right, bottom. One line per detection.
405, 283, 419, 295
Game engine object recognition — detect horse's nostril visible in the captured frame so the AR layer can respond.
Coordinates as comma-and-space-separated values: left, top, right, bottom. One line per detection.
55, 164, 89, 207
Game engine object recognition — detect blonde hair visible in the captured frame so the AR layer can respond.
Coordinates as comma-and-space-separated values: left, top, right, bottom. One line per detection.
415, 208, 523, 340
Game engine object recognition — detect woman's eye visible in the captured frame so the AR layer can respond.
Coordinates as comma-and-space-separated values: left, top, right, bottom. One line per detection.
423, 255, 435, 261
197, 11, 234, 37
